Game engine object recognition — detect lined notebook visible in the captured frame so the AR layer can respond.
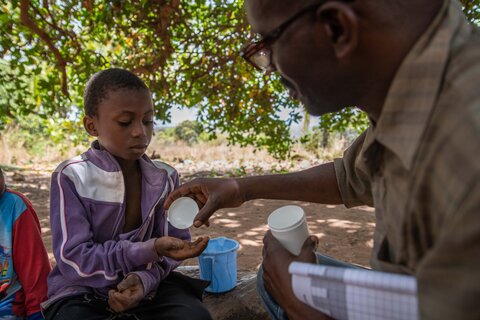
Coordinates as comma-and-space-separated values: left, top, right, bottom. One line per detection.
289, 262, 418, 320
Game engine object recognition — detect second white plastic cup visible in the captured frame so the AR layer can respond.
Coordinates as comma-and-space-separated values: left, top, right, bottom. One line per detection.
267, 205, 309, 256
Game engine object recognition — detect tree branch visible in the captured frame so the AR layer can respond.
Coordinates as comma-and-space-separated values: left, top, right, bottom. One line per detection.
20, 0, 70, 97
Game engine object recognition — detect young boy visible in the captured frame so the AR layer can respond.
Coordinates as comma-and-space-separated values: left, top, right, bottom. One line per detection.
0, 167, 51, 319
42, 68, 211, 320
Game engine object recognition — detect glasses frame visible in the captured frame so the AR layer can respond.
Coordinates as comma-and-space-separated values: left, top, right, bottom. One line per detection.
240, 2, 325, 71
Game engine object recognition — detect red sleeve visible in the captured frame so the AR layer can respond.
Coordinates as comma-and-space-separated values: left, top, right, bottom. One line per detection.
12, 202, 51, 316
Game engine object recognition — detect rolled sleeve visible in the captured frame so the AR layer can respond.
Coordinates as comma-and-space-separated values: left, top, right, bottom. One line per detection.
333, 130, 374, 208
128, 238, 160, 266
129, 265, 164, 298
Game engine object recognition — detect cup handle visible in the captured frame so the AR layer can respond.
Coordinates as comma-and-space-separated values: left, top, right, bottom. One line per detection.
203, 256, 214, 281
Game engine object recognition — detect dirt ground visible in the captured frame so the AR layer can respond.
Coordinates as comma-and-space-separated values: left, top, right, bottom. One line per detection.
6, 169, 375, 271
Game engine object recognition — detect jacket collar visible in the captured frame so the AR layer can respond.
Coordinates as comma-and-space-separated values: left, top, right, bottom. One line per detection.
85, 140, 167, 188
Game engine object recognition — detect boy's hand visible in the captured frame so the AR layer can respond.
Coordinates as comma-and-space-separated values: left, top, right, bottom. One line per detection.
155, 236, 209, 260
108, 274, 144, 313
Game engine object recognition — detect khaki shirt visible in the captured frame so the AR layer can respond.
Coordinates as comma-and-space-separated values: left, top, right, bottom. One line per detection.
334, 0, 480, 319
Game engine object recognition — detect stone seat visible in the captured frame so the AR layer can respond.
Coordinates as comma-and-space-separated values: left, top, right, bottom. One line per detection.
176, 266, 269, 320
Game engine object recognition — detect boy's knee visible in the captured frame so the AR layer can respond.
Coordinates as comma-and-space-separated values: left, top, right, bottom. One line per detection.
190, 306, 212, 320
172, 304, 211, 320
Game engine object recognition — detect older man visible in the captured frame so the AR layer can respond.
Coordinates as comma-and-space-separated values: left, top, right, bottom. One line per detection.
165, 0, 480, 319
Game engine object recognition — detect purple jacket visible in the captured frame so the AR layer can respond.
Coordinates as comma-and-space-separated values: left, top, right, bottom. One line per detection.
43, 142, 189, 309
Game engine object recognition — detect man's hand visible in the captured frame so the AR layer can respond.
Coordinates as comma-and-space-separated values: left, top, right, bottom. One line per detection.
108, 274, 144, 313
155, 236, 209, 260
164, 178, 245, 227
262, 231, 331, 320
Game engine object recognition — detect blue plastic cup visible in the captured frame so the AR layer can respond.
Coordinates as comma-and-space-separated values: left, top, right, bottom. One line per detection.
198, 237, 240, 293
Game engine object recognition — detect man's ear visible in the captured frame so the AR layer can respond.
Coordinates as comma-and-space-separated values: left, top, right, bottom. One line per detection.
315, 2, 359, 59
83, 115, 98, 137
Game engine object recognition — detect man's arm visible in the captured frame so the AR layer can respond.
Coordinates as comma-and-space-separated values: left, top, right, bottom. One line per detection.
165, 129, 374, 227
239, 162, 343, 204
165, 162, 343, 227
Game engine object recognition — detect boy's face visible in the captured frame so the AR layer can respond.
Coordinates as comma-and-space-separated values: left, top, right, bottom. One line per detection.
83, 88, 154, 161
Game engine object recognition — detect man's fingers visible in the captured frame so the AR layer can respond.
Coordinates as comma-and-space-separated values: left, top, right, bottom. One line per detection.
164, 188, 182, 209
263, 230, 273, 244
194, 193, 208, 206
263, 230, 281, 252
164, 182, 198, 209
193, 199, 217, 227
302, 235, 319, 250
262, 265, 274, 293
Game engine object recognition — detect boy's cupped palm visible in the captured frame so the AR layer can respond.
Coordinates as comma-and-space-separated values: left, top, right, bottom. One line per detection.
155, 236, 209, 260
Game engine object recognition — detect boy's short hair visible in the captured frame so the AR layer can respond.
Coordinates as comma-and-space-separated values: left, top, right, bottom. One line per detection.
84, 68, 149, 117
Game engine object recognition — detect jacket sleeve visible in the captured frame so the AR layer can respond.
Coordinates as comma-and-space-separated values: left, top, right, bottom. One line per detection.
129, 168, 191, 295
12, 197, 51, 317
49, 170, 159, 287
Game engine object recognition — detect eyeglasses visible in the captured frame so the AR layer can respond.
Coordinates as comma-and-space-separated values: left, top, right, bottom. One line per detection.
239, 2, 324, 72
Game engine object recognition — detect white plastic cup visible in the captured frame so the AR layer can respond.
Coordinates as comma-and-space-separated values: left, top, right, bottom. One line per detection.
167, 197, 199, 229
267, 205, 309, 256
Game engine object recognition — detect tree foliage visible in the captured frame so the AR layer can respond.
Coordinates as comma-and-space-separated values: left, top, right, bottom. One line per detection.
462, 0, 480, 23
0, 0, 295, 157
174, 120, 203, 145
0, 0, 479, 158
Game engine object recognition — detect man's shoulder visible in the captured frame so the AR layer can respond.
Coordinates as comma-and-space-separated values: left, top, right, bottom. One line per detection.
436, 29, 480, 136
444, 25, 480, 110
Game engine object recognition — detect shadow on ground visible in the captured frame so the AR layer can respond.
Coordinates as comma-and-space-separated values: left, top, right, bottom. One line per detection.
6, 169, 375, 271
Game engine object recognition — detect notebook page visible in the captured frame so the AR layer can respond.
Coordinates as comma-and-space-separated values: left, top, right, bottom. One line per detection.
289, 262, 418, 320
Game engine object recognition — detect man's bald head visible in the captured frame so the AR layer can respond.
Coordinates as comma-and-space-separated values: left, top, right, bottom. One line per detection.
245, 0, 316, 34
242, 0, 444, 118
245, 0, 443, 34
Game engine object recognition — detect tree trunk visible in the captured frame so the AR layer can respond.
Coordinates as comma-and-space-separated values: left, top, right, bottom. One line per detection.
322, 128, 329, 148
